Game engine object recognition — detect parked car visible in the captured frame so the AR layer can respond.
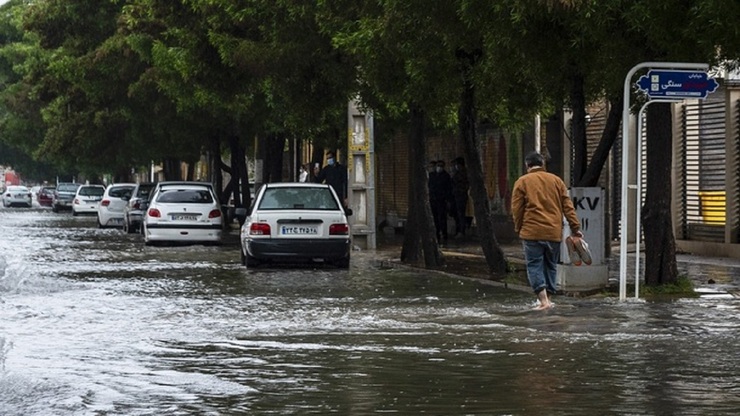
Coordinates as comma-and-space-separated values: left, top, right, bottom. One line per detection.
97, 183, 136, 228
142, 181, 222, 245
72, 184, 106, 216
52, 183, 81, 212
122, 182, 155, 233
37, 186, 56, 207
2, 185, 32, 208
234, 182, 352, 268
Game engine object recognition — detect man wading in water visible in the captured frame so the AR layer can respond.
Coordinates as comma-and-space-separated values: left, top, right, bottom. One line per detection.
511, 151, 582, 310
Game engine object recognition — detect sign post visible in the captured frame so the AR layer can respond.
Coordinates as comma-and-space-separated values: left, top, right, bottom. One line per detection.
619, 63, 717, 301
636, 70, 719, 99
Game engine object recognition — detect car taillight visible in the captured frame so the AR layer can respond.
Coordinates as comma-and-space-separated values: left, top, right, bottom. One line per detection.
133, 201, 141, 209
330, 224, 349, 235
249, 223, 271, 235
148, 208, 161, 218
208, 209, 221, 218
101, 200, 110, 207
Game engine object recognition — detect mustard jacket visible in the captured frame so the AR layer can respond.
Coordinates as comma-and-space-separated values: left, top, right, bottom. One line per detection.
511, 167, 581, 242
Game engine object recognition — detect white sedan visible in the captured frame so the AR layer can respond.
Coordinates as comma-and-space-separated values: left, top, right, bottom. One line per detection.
235, 182, 352, 268
97, 183, 136, 228
72, 185, 106, 216
142, 182, 223, 245
2, 185, 32, 208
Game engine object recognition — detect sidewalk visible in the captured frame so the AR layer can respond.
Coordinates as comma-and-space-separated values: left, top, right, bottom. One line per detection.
374, 233, 740, 297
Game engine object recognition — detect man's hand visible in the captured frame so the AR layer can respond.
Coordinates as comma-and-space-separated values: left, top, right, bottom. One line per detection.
573, 230, 584, 238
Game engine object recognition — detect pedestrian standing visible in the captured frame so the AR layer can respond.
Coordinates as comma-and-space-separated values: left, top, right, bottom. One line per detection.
298, 163, 309, 182
316, 151, 348, 207
511, 151, 582, 310
428, 160, 453, 245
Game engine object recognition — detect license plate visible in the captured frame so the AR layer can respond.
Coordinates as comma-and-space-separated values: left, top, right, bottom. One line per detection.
281, 225, 318, 235
171, 214, 198, 221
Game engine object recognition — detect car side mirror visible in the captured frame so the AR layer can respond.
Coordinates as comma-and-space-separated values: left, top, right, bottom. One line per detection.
344, 207, 353, 216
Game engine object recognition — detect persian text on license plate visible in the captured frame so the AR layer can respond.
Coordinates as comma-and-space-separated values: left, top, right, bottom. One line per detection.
281, 225, 318, 235
171, 214, 199, 221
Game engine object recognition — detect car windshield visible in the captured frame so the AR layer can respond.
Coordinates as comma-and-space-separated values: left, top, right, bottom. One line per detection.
156, 189, 214, 204
79, 187, 105, 197
258, 187, 340, 210
109, 186, 135, 198
58, 184, 79, 192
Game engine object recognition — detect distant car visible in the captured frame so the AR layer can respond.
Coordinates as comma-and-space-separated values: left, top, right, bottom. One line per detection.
37, 186, 56, 207
122, 182, 155, 234
235, 182, 352, 268
72, 184, 106, 216
97, 183, 136, 228
29, 185, 42, 199
142, 181, 222, 245
2, 185, 32, 208
52, 183, 82, 212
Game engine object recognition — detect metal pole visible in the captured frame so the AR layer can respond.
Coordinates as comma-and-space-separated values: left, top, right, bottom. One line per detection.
620, 62, 709, 301
634, 99, 680, 299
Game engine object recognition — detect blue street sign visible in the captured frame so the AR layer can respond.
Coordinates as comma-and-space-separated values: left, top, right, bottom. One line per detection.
636, 70, 719, 100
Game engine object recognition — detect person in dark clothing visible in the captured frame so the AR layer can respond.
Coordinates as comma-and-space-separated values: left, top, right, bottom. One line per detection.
428, 160, 453, 244
316, 151, 348, 206
451, 156, 470, 237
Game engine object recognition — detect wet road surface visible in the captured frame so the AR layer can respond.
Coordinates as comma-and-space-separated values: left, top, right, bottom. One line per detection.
1, 206, 739, 415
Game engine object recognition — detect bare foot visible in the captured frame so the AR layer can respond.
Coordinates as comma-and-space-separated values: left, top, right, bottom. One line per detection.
536, 290, 551, 309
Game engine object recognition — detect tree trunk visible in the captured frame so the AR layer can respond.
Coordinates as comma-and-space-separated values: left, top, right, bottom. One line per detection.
237, 139, 251, 208
577, 95, 623, 187
642, 103, 678, 286
570, 72, 588, 185
400, 103, 444, 267
162, 158, 180, 181
210, 132, 224, 206
228, 135, 243, 208
266, 133, 285, 183
456, 48, 507, 274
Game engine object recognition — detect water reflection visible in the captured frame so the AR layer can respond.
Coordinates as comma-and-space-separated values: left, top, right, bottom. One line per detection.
1, 208, 739, 415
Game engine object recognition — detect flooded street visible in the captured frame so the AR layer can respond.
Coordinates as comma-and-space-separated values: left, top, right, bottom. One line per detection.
1, 207, 739, 415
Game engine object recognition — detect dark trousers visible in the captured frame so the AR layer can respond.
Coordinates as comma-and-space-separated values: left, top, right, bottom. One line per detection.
430, 199, 448, 241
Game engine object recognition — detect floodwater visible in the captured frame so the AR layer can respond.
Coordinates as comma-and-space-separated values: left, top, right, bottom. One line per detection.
1, 206, 739, 415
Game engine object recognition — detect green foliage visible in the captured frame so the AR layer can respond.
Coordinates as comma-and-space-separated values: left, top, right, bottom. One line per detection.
642, 275, 698, 297
0, 0, 739, 183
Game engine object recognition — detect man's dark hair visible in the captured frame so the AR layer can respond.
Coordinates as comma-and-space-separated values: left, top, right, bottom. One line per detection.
525, 151, 544, 168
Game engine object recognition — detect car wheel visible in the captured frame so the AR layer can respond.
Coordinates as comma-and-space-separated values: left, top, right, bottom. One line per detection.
97, 216, 104, 228
72, 210, 78, 217
334, 254, 350, 269
52, 205, 58, 213
245, 251, 261, 268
